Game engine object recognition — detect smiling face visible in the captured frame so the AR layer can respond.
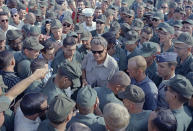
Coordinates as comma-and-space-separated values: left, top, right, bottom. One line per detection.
91, 44, 107, 62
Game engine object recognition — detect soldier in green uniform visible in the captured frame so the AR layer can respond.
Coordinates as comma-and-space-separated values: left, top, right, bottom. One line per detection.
102, 32, 127, 71
165, 75, 193, 131
38, 95, 75, 131
14, 37, 44, 79
91, 15, 107, 37
67, 85, 106, 131
61, 15, 74, 38
174, 32, 193, 76
43, 65, 80, 104
77, 30, 92, 60
118, 85, 152, 131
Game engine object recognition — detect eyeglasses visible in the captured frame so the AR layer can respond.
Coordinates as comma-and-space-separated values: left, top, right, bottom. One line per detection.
1, 19, 8, 23
91, 49, 104, 54
152, 18, 158, 22
161, 6, 167, 9
63, 23, 71, 27
96, 21, 104, 24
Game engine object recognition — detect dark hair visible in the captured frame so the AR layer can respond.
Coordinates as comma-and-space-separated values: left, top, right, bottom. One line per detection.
41, 40, 55, 53
95, 6, 102, 10
30, 58, 47, 73
0, 11, 8, 17
20, 92, 47, 116
153, 109, 177, 131
142, 26, 153, 35
102, 32, 116, 45
0, 51, 14, 70
63, 36, 76, 47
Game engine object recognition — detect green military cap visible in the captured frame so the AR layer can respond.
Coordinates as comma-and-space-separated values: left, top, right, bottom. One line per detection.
49, 0, 56, 5
152, 11, 164, 20
145, 4, 154, 10
67, 31, 78, 38
62, 16, 73, 25
17, 3, 26, 10
121, 23, 131, 32
174, 32, 193, 46
39, 1, 48, 7
169, 2, 178, 9
80, 31, 91, 41
96, 15, 106, 23
182, 19, 193, 25
76, 85, 97, 107
174, 7, 186, 15
108, 5, 119, 11
121, 0, 127, 4
109, 21, 120, 34
34, 9, 42, 16
158, 22, 175, 34
0, 96, 11, 113
0, 30, 6, 41
131, 18, 144, 31
30, 26, 41, 36
51, 19, 62, 29
138, 42, 157, 57
124, 30, 139, 44
23, 37, 44, 50
46, 12, 57, 20
74, 24, 84, 34
48, 95, 75, 123
105, 9, 114, 17
6, 30, 22, 41
120, 7, 129, 14
118, 85, 145, 103
164, 75, 193, 99
125, 9, 135, 16
172, 20, 183, 28
28, 0, 36, 8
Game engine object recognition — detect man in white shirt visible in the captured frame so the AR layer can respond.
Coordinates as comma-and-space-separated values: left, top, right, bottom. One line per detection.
82, 8, 96, 32
10, 8, 24, 29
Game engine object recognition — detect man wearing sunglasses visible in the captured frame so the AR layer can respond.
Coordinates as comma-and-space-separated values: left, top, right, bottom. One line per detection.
0, 11, 16, 34
10, 8, 24, 30
82, 36, 118, 88
62, 16, 74, 37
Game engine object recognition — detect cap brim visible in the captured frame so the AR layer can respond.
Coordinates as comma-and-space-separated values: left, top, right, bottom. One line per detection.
174, 40, 185, 44
81, 37, 90, 41
96, 19, 105, 23
125, 40, 138, 45
31, 44, 44, 51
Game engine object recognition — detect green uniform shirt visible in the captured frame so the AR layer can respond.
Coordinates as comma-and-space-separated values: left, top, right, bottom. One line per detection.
1, 109, 14, 131
67, 113, 106, 131
172, 106, 192, 131
127, 110, 151, 131
38, 119, 59, 131
77, 45, 90, 61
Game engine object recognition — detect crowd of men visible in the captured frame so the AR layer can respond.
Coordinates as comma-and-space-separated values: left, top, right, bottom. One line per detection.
0, 0, 193, 130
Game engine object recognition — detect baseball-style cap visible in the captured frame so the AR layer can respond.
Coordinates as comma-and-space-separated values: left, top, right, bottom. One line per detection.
174, 32, 193, 46
23, 37, 44, 50
138, 42, 157, 57
6, 30, 22, 40
156, 52, 177, 63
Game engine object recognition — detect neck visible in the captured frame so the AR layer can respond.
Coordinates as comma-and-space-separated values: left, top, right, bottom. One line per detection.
169, 102, 183, 110
163, 71, 175, 80
129, 108, 143, 114
135, 73, 146, 83
51, 122, 66, 131
3, 66, 14, 72
162, 40, 172, 51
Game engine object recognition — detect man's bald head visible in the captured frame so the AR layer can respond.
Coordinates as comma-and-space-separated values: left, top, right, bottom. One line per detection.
128, 55, 147, 72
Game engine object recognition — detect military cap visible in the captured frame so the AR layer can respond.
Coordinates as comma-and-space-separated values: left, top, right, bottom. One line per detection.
156, 52, 177, 63
17, 3, 26, 10
23, 37, 44, 50
124, 30, 139, 44
169, 2, 178, 9
39, 1, 48, 7
152, 11, 164, 20
34, 9, 42, 16
46, 12, 57, 20
82, 8, 94, 17
121, 23, 131, 32
175, 0, 183, 3
74, 24, 84, 34
6, 30, 22, 41
118, 85, 145, 103
120, 7, 129, 14
67, 31, 78, 38
81, 31, 91, 41
174, 7, 186, 14
62, 16, 73, 25
22, 24, 31, 34
105, 9, 114, 17
172, 20, 183, 28
125, 9, 135, 16
158, 22, 175, 34
30, 26, 41, 36
10, 8, 18, 15
0, 95, 11, 112
109, 21, 120, 34
131, 18, 144, 30
96, 15, 106, 23
145, 4, 154, 10
108, 5, 119, 11
0, 30, 6, 41
138, 42, 157, 57
49, 0, 55, 5
76, 85, 97, 107
165, 75, 193, 99
182, 19, 193, 25
121, 0, 127, 4
56, 0, 65, 5
174, 32, 193, 46
51, 19, 62, 29
48, 95, 75, 123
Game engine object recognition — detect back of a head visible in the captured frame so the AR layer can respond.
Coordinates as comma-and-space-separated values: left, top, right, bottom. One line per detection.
103, 103, 130, 131
0, 51, 14, 70
91, 36, 107, 49
102, 32, 116, 45
63, 36, 76, 47
30, 58, 47, 73
67, 122, 91, 131
20, 92, 47, 116
128, 55, 147, 72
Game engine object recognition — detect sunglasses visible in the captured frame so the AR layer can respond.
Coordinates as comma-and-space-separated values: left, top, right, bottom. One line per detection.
63, 23, 71, 27
161, 6, 167, 9
91, 49, 104, 54
1, 19, 8, 23
96, 21, 104, 24
152, 18, 158, 22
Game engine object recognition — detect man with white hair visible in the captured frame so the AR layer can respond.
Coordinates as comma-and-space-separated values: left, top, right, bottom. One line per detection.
82, 8, 96, 31
103, 103, 130, 131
